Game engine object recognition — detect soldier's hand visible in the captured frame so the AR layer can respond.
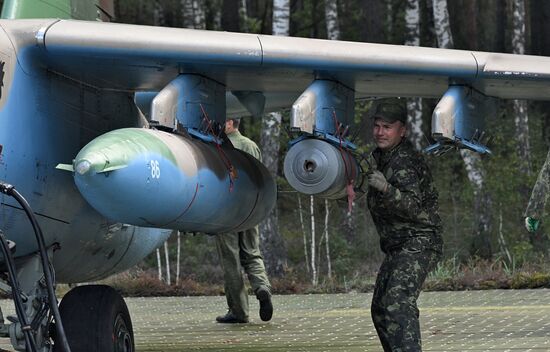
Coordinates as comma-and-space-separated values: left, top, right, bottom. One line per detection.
368, 170, 388, 193
525, 217, 540, 233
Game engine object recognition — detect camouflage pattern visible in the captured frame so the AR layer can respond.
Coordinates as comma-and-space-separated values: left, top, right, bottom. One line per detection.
216, 129, 270, 320
367, 140, 442, 253
367, 139, 442, 351
371, 237, 441, 351
525, 149, 550, 220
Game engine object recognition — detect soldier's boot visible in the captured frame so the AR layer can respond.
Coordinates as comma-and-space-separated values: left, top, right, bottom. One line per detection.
215, 311, 249, 324
256, 287, 273, 322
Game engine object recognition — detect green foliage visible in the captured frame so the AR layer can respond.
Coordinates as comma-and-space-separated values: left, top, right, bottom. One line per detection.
114, 0, 550, 290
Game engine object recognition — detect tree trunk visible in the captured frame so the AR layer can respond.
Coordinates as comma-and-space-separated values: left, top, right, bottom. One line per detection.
239, 0, 249, 32
272, 0, 290, 36
259, 112, 287, 276
324, 0, 340, 40
433, 0, 492, 258
460, 149, 492, 258
310, 195, 317, 286
153, 0, 165, 26
156, 248, 163, 281
298, 195, 310, 273
511, 0, 531, 177
222, 0, 240, 31
405, 0, 423, 151
181, 0, 194, 28
360, 0, 385, 43
176, 231, 181, 285
324, 199, 332, 279
164, 240, 171, 285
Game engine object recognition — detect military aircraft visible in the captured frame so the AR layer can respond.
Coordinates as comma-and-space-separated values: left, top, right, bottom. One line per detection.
0, 0, 549, 351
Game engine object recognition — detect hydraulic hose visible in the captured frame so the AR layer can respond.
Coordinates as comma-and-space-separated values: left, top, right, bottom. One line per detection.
0, 231, 37, 351
0, 181, 71, 352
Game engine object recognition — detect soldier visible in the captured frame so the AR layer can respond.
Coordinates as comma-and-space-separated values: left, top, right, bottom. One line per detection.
367, 99, 443, 351
215, 117, 273, 324
524, 150, 550, 233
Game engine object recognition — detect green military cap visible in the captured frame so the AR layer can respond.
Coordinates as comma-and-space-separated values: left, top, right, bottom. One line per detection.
372, 98, 407, 124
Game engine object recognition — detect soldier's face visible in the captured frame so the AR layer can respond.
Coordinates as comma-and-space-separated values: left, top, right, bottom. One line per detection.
225, 120, 236, 134
373, 118, 406, 151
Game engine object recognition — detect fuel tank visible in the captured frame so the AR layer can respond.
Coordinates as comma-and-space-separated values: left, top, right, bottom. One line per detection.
72, 128, 276, 233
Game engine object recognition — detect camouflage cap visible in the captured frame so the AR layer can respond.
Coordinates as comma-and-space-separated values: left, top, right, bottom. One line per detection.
372, 99, 407, 124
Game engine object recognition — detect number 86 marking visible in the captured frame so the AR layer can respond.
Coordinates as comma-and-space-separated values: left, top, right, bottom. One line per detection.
150, 160, 161, 179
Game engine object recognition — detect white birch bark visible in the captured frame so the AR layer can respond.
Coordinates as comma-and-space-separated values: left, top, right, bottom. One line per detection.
260, 111, 287, 276
298, 195, 310, 273
164, 241, 171, 285
239, 0, 249, 32
181, 0, 194, 28
324, 0, 340, 40
324, 199, 332, 279
433, 0, 492, 257
432, 0, 453, 49
310, 195, 317, 286
257, 2, 290, 276
272, 0, 290, 36
405, 0, 423, 151
512, 0, 531, 175
156, 248, 163, 281
182, 0, 206, 29
192, 0, 206, 29
176, 231, 181, 285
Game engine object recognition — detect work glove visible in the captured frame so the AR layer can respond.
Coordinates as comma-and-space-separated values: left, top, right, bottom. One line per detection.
368, 170, 388, 193
525, 217, 540, 233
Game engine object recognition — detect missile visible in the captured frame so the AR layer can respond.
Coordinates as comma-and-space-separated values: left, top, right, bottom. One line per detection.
69, 128, 276, 233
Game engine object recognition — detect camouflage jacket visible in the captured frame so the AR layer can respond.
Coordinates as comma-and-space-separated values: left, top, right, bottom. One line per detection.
227, 130, 262, 162
525, 151, 550, 219
367, 140, 442, 253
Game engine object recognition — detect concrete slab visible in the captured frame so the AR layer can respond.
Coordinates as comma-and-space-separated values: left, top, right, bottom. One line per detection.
0, 289, 549, 351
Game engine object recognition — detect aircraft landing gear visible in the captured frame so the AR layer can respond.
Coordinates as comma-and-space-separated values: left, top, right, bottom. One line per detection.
55, 285, 134, 352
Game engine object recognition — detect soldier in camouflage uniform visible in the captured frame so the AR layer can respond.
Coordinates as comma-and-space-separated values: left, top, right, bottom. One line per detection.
367, 99, 443, 351
524, 149, 550, 233
215, 117, 273, 324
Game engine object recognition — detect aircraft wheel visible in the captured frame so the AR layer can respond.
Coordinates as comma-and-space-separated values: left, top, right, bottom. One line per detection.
55, 284, 134, 352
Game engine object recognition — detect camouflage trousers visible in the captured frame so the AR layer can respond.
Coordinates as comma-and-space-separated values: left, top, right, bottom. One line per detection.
215, 227, 271, 320
371, 237, 442, 352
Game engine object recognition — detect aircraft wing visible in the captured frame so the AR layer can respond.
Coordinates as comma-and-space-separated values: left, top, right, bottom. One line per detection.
7, 19, 550, 104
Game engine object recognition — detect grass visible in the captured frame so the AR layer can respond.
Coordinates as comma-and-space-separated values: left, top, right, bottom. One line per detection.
90, 256, 550, 297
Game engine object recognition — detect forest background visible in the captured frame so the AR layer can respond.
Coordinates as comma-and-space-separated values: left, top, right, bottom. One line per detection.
103, 0, 550, 295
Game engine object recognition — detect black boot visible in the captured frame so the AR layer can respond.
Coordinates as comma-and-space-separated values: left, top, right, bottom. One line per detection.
215, 311, 249, 324
256, 288, 273, 322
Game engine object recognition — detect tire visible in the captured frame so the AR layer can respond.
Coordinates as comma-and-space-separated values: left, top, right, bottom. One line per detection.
54, 285, 134, 352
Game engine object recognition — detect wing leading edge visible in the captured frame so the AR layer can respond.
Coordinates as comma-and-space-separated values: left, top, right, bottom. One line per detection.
2, 19, 548, 102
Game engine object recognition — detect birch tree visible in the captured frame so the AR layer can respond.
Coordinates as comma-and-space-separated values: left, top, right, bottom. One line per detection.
239, 0, 249, 32
258, 111, 287, 277
181, 0, 206, 29
432, 0, 492, 257
310, 195, 318, 286
324, 0, 340, 40
323, 199, 332, 279
405, 0, 424, 151
156, 248, 163, 281
297, 195, 310, 273
176, 231, 181, 285
258, 0, 290, 277
164, 241, 171, 285
511, 0, 531, 177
